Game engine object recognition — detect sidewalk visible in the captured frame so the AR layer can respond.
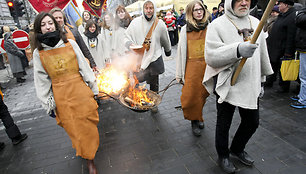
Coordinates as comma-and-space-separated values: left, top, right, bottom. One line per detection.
0, 54, 305, 174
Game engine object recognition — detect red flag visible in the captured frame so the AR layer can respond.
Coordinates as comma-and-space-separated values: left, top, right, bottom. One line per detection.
28, 0, 70, 13
82, 0, 106, 17
72, 0, 78, 7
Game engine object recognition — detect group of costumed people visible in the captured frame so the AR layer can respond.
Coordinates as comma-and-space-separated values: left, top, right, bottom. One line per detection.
79, 7, 132, 70
31, 0, 274, 173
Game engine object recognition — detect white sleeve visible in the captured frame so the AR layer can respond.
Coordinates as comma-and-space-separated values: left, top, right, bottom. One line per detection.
33, 49, 56, 114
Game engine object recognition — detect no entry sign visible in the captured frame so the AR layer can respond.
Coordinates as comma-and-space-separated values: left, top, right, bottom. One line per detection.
0, 39, 5, 54
0, 30, 30, 54
12, 30, 30, 50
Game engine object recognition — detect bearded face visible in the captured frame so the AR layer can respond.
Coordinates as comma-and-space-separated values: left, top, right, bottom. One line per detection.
233, 0, 251, 17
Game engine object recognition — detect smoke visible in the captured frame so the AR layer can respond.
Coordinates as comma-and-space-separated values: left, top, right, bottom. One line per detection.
110, 51, 140, 73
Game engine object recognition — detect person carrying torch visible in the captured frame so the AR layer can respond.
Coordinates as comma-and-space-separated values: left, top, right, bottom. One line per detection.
203, 0, 274, 173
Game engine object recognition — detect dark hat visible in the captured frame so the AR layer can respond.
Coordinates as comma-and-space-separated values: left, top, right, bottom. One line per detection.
272, 5, 280, 13
277, 0, 294, 6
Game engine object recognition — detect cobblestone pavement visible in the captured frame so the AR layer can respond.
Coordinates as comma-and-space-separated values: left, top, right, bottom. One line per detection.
0, 48, 305, 174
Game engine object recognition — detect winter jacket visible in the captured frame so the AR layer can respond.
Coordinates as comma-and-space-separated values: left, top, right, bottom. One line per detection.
3, 33, 25, 74
295, 7, 306, 52
177, 13, 186, 27
267, 7, 297, 62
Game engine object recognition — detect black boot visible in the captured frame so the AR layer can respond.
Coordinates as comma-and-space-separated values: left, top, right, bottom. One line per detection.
12, 133, 28, 145
191, 120, 201, 137
16, 78, 26, 83
199, 121, 204, 129
230, 151, 254, 166
218, 157, 236, 173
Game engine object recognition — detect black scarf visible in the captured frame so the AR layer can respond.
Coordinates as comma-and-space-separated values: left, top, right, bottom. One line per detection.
145, 14, 153, 21
186, 20, 209, 32
37, 30, 61, 47
84, 30, 98, 39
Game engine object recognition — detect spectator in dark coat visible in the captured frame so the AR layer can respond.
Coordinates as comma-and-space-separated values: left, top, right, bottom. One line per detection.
3, 32, 26, 83
265, 0, 297, 92
290, 7, 306, 109
211, 7, 218, 21
177, 7, 186, 31
0, 88, 28, 151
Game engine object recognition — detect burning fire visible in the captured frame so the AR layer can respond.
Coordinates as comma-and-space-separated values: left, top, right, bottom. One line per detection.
96, 66, 129, 95
125, 77, 154, 107
96, 66, 155, 108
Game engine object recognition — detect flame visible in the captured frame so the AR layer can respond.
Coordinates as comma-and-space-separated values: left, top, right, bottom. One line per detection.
96, 66, 129, 95
96, 67, 155, 107
127, 76, 154, 107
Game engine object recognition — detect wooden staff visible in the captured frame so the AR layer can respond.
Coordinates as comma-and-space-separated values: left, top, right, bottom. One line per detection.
231, 0, 277, 86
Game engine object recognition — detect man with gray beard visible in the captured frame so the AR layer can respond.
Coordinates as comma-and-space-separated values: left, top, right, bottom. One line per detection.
203, 0, 273, 173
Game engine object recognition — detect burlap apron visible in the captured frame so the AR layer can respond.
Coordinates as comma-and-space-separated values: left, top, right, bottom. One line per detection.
181, 29, 209, 122
39, 42, 99, 160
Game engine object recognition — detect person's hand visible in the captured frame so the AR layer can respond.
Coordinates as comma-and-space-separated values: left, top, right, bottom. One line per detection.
238, 42, 258, 58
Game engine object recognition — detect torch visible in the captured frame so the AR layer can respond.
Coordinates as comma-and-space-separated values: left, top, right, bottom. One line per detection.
231, 0, 277, 86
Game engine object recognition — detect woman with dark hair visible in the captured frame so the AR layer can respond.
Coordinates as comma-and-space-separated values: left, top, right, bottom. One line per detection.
81, 19, 105, 70
176, 0, 210, 137
79, 10, 93, 34
33, 12, 99, 174
115, 5, 132, 29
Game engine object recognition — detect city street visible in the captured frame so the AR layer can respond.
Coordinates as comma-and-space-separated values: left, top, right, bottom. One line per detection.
0, 48, 305, 174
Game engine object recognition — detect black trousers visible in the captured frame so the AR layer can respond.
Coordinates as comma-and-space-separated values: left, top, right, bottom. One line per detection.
168, 31, 176, 46
0, 97, 21, 140
215, 96, 259, 158
135, 72, 159, 92
134, 56, 164, 92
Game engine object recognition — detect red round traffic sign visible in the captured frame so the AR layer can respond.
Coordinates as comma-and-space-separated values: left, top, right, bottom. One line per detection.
0, 39, 5, 54
12, 30, 30, 50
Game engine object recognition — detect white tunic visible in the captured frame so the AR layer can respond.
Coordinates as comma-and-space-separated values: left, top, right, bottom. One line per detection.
124, 0, 171, 70
203, 0, 273, 109
81, 33, 106, 70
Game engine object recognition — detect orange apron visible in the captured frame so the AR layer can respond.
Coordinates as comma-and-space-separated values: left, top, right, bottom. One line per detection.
181, 29, 209, 122
39, 42, 99, 160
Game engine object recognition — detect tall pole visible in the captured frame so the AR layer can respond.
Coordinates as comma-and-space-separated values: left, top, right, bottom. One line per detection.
231, 0, 278, 86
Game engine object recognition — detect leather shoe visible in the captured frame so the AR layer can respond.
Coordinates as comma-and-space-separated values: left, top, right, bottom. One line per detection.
0, 142, 5, 151
230, 151, 254, 166
12, 133, 28, 145
198, 121, 204, 129
218, 157, 236, 173
191, 120, 201, 137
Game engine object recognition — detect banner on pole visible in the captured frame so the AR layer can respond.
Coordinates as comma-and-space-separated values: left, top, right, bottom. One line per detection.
28, 0, 70, 13
64, 1, 82, 27
82, 0, 107, 17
